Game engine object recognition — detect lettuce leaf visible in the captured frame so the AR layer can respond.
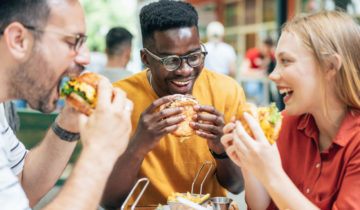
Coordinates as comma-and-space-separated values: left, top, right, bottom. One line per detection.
59, 83, 92, 104
269, 103, 282, 125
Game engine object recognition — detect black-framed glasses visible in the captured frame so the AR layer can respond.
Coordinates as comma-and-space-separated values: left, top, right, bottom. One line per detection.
143, 43, 208, 71
0, 25, 87, 52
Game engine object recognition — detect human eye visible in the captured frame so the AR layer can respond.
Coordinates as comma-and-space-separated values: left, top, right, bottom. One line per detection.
164, 56, 179, 65
281, 58, 290, 63
278, 56, 293, 65
65, 38, 77, 48
188, 53, 201, 62
163, 56, 180, 69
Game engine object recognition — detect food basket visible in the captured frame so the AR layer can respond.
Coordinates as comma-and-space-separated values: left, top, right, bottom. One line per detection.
121, 177, 150, 210
167, 161, 214, 210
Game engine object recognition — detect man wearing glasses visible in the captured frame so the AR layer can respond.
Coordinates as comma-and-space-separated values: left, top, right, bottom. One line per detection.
0, 0, 133, 209
102, 0, 246, 208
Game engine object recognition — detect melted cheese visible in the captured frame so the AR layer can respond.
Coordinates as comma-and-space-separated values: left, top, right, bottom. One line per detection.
68, 80, 96, 102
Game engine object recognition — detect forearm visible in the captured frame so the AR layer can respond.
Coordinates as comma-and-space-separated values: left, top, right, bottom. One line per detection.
264, 168, 319, 210
43, 147, 118, 210
20, 127, 77, 206
101, 140, 147, 209
215, 157, 244, 194
242, 168, 270, 210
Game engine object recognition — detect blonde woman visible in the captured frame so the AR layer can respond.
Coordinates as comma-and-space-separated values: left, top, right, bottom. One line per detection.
221, 11, 360, 210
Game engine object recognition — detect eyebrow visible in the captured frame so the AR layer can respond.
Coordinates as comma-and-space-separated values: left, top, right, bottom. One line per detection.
276, 51, 291, 58
157, 46, 201, 56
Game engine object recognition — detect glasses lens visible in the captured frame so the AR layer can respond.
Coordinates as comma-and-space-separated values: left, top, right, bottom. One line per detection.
163, 56, 181, 71
187, 53, 204, 67
75, 35, 87, 52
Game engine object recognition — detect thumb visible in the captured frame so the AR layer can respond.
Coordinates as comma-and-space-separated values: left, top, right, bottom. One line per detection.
78, 114, 88, 132
244, 112, 268, 144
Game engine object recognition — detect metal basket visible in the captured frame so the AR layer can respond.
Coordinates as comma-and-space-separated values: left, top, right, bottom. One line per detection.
121, 177, 150, 210
167, 161, 214, 208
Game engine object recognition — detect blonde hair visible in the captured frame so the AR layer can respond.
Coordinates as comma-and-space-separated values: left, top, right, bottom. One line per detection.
282, 10, 360, 113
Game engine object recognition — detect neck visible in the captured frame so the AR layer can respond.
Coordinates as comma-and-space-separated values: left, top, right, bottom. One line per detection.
106, 56, 127, 69
148, 70, 166, 97
312, 101, 347, 151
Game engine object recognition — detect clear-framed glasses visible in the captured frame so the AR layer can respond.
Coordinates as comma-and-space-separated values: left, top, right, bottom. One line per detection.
20, 25, 87, 53
143, 43, 208, 71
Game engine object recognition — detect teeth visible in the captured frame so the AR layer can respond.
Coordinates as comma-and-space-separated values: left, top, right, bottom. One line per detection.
279, 88, 293, 94
173, 80, 191, 85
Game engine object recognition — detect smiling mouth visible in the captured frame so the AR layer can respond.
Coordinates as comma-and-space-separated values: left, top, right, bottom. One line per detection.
168, 78, 194, 94
172, 80, 191, 86
279, 88, 293, 96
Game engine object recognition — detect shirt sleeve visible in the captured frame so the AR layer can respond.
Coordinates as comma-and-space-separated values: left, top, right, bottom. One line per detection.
0, 103, 28, 175
0, 117, 30, 209
332, 144, 360, 209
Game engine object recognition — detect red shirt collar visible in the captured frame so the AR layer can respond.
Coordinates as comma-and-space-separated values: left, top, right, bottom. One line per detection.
296, 111, 360, 147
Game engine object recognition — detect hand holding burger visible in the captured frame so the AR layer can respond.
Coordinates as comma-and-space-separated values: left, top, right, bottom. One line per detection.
238, 102, 282, 144
60, 72, 102, 116
160, 94, 198, 140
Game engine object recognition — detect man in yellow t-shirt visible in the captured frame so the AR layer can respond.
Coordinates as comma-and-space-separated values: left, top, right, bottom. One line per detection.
101, 1, 246, 208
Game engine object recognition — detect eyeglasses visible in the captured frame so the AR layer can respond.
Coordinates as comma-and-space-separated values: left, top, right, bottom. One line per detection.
143, 44, 208, 71
0, 25, 87, 52
25, 25, 87, 52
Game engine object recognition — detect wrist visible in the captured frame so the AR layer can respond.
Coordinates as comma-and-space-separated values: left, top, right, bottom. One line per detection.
56, 106, 80, 133
209, 149, 229, 159
52, 122, 80, 142
128, 138, 149, 159
79, 147, 118, 172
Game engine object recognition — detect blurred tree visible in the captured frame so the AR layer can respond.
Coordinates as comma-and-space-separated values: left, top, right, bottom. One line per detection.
80, 0, 138, 52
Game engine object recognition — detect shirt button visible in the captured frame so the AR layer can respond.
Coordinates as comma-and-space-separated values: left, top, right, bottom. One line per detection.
316, 163, 321, 168
306, 188, 310, 193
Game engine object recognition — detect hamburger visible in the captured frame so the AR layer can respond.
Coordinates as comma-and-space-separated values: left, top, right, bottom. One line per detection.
160, 94, 198, 140
238, 102, 282, 144
59, 72, 102, 116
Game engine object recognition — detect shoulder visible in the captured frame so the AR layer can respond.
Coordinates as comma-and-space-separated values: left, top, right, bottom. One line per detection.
113, 71, 147, 92
276, 112, 308, 144
197, 69, 245, 103
200, 69, 241, 91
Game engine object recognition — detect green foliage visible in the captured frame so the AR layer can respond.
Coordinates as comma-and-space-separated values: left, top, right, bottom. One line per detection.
80, 0, 137, 52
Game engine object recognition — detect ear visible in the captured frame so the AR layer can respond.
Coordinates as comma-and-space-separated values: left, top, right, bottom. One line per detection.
326, 54, 342, 80
3, 22, 34, 61
140, 49, 150, 68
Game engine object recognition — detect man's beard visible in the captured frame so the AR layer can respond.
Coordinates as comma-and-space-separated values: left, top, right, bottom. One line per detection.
11, 47, 58, 113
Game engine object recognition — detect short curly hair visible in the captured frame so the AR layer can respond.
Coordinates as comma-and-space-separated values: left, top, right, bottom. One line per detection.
140, 0, 198, 46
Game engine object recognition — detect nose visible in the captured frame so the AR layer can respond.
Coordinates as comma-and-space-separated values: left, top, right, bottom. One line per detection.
269, 64, 281, 82
174, 58, 193, 77
75, 44, 91, 66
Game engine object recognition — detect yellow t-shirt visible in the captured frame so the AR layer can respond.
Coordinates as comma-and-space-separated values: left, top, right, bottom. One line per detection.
113, 69, 245, 205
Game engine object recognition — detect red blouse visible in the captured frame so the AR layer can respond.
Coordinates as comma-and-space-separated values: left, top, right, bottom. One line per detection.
266, 111, 360, 210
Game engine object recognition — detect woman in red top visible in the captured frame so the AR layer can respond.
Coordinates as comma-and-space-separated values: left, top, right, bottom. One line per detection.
221, 11, 360, 210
